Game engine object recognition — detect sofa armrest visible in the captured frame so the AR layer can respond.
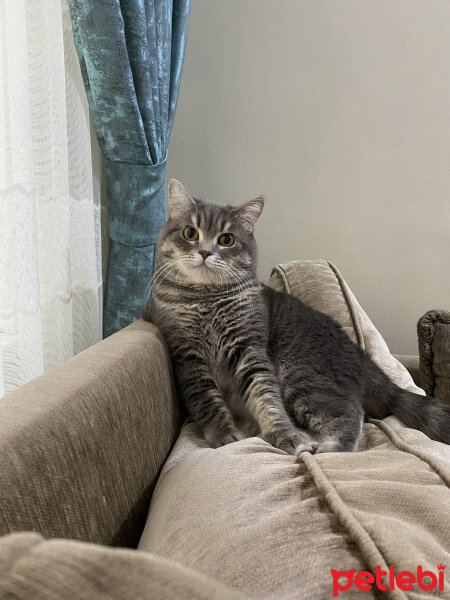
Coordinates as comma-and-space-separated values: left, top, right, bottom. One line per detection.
0, 319, 180, 548
0, 533, 244, 600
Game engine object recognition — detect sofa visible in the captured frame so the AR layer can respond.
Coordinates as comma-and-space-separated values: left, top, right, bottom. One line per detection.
0, 260, 449, 600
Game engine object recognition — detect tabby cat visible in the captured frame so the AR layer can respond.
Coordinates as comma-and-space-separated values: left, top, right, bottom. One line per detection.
144, 179, 450, 454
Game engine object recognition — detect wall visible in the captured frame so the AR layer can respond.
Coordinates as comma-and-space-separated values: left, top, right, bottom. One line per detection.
166, 0, 450, 354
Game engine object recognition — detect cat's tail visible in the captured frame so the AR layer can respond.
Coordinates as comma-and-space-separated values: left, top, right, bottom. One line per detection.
362, 357, 450, 444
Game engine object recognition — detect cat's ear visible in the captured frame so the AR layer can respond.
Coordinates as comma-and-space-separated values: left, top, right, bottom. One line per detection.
168, 179, 195, 218
232, 196, 264, 232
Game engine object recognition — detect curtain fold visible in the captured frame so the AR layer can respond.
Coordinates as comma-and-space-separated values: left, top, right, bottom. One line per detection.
0, 0, 102, 398
68, 0, 190, 337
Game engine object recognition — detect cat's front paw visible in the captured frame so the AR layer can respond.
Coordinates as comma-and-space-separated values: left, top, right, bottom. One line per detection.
315, 440, 345, 454
263, 428, 318, 455
205, 429, 247, 448
219, 430, 247, 446
294, 440, 320, 455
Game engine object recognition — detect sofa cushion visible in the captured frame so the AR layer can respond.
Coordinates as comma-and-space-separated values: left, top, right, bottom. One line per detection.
393, 354, 421, 387
139, 419, 450, 600
0, 532, 244, 600
418, 309, 450, 405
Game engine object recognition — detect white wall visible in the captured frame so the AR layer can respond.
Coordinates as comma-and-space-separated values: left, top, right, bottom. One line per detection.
167, 0, 450, 354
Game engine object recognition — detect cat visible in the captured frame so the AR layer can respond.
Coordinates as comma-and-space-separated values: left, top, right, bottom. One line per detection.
144, 178, 450, 454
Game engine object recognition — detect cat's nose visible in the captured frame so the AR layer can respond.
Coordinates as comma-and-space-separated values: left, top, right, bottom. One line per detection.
199, 250, 212, 261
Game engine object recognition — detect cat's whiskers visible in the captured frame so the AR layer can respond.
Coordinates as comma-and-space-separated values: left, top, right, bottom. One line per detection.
151, 262, 182, 296
217, 262, 251, 293
229, 266, 256, 317
153, 260, 179, 282
215, 262, 254, 317
145, 259, 175, 300
152, 263, 178, 291
215, 268, 228, 306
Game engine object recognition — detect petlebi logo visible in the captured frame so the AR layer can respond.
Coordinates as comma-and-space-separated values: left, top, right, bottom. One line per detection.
330, 564, 445, 596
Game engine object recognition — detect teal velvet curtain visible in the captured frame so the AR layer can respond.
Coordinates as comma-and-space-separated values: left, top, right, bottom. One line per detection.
68, 0, 190, 337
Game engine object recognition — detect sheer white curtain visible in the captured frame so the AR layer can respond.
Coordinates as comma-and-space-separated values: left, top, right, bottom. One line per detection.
0, 0, 102, 397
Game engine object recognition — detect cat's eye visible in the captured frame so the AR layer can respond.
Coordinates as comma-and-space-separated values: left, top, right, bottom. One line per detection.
183, 226, 199, 241
218, 233, 235, 247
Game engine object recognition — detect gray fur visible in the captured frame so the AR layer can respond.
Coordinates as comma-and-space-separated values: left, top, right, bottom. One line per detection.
144, 180, 450, 454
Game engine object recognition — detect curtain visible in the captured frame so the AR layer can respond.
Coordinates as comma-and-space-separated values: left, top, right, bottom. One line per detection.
0, 0, 102, 398
68, 0, 190, 337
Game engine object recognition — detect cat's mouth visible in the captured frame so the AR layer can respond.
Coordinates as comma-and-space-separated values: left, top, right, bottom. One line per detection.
186, 254, 233, 283
192, 256, 215, 270
183, 256, 216, 280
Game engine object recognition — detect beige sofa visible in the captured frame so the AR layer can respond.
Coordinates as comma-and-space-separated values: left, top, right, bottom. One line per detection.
1, 260, 449, 600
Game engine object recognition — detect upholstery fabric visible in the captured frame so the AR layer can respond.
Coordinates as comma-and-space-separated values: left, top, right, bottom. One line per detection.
68, 0, 190, 336
417, 309, 450, 405
138, 259, 444, 599
393, 355, 421, 387
139, 419, 450, 600
433, 322, 450, 404
0, 533, 244, 600
0, 319, 180, 548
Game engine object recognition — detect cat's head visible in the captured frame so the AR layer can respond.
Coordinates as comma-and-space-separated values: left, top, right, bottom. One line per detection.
155, 179, 263, 286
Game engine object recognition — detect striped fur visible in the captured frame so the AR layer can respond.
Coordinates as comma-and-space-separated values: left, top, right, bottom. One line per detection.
144, 180, 450, 454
